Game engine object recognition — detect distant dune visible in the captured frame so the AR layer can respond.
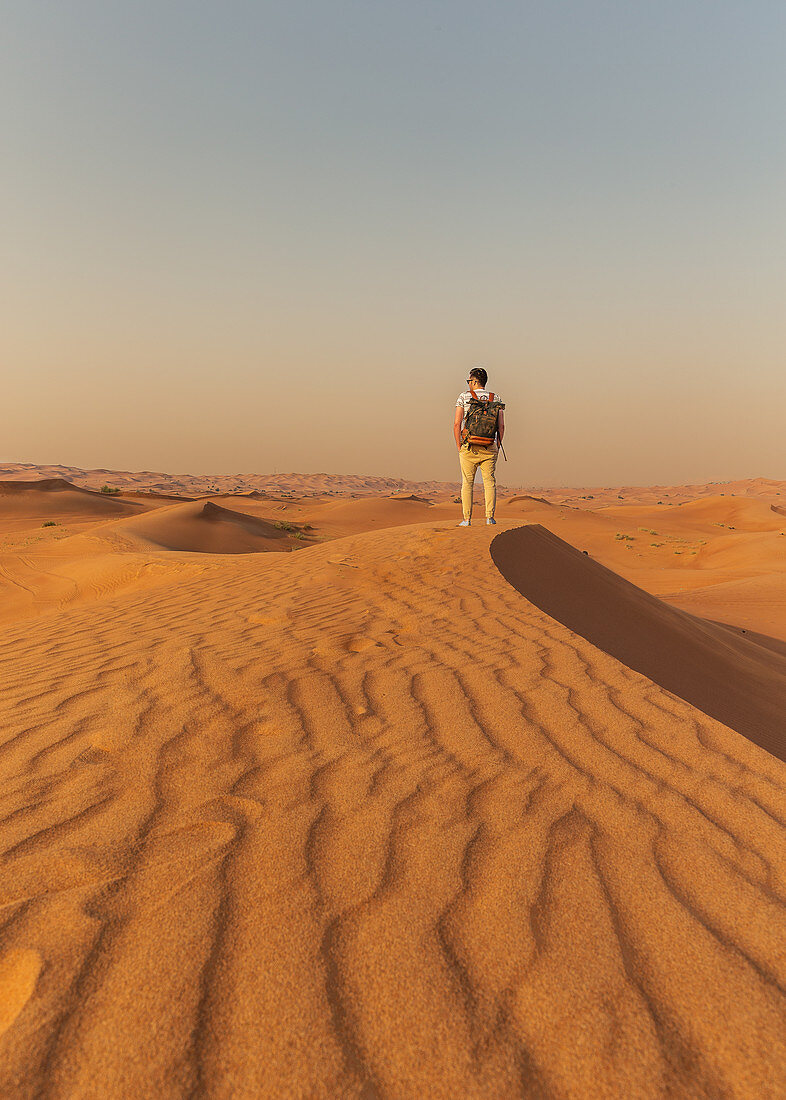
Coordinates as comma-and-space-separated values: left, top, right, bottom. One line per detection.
0, 478, 143, 525
0, 477, 137, 505
0, 477, 88, 494
602, 494, 786, 534
0, 463, 464, 499
118, 490, 198, 503
505, 494, 552, 506
2, 462, 784, 506
114, 500, 308, 554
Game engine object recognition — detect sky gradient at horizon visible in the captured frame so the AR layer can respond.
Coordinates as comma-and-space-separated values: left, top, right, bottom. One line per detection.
3, 1, 785, 486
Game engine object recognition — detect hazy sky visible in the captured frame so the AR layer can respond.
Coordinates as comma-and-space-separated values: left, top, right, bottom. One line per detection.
2, 1, 784, 486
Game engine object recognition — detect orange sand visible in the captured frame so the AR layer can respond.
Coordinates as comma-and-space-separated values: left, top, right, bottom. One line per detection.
1, 471, 785, 1096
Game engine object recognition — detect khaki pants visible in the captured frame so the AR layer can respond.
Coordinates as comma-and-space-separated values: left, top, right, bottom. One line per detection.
459, 444, 498, 520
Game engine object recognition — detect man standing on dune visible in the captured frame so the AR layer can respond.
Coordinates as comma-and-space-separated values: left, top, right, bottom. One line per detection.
454, 366, 505, 527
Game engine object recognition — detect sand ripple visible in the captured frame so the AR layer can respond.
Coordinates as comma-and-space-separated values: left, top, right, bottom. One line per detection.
0, 524, 785, 1097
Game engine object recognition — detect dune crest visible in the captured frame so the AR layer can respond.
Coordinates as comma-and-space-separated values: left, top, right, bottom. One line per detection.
504, 494, 552, 506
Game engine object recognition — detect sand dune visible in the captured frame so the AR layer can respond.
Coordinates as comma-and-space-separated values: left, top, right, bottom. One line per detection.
492, 524, 786, 762
0, 479, 143, 528
601, 494, 786, 534
1, 511, 786, 1096
504, 494, 552, 507
0, 464, 464, 499
671, 495, 786, 531
515, 495, 786, 646
118, 490, 197, 503
112, 500, 309, 554
311, 495, 441, 535
555, 477, 786, 509
667, 574, 786, 646
0, 478, 94, 496
4, 462, 785, 508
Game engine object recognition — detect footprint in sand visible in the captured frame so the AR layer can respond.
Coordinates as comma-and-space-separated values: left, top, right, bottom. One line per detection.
0, 948, 42, 1037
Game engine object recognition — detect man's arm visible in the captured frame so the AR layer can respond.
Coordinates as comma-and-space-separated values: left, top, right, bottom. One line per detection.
454, 406, 464, 451
497, 409, 505, 444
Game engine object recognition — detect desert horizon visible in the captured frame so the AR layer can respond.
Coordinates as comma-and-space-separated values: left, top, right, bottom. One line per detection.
3, 459, 785, 504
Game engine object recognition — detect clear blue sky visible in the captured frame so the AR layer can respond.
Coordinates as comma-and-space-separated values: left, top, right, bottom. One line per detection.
3, 1, 784, 485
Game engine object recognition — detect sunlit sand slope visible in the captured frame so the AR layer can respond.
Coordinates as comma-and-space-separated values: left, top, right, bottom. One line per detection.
1, 523, 786, 1097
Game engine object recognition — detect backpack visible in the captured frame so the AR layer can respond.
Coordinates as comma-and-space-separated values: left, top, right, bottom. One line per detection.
462, 391, 505, 448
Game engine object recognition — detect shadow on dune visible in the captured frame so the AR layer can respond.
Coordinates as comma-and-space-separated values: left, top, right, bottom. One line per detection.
491, 524, 786, 763
0, 478, 143, 516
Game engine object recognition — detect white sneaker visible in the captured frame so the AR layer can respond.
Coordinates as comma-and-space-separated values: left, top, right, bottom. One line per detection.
457, 519, 471, 527
486, 518, 496, 525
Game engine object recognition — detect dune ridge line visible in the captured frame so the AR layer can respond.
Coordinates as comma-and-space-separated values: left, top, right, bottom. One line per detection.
490, 524, 786, 763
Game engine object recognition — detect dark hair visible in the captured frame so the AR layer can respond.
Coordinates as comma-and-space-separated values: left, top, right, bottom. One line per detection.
469, 367, 488, 388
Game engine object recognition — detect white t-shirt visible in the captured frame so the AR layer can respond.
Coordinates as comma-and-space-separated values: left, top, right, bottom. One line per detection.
455, 389, 504, 422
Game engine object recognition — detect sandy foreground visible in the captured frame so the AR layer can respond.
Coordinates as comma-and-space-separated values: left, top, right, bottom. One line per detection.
1, 474, 786, 1097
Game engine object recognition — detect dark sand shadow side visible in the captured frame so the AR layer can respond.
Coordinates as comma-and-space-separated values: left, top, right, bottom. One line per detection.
491, 524, 786, 763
